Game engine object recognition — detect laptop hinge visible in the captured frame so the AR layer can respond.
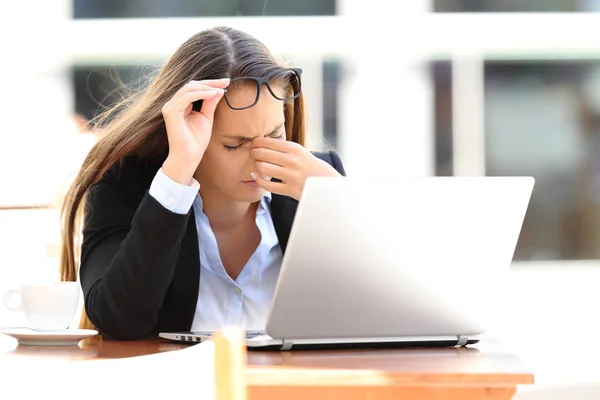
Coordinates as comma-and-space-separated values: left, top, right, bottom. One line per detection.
456, 336, 469, 347
280, 340, 293, 350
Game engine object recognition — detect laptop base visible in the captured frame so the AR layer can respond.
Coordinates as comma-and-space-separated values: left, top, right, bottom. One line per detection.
158, 332, 479, 351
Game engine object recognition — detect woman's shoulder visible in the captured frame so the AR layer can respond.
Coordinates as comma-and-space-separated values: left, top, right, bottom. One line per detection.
104, 156, 161, 183
92, 156, 163, 205
311, 150, 337, 162
311, 150, 346, 176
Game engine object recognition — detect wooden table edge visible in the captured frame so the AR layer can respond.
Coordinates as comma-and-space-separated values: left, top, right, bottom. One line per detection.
247, 366, 534, 387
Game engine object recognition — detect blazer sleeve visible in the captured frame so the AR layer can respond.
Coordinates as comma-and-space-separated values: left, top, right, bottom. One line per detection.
79, 168, 191, 340
328, 150, 346, 176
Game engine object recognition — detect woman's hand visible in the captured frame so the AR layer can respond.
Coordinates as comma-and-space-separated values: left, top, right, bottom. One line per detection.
249, 138, 341, 200
161, 78, 229, 185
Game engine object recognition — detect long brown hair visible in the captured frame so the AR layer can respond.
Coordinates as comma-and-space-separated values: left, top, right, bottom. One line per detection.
59, 27, 306, 328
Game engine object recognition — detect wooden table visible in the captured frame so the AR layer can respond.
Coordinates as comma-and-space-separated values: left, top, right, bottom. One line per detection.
1, 335, 534, 400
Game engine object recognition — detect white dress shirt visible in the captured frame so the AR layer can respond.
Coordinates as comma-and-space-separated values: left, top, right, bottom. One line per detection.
149, 168, 282, 332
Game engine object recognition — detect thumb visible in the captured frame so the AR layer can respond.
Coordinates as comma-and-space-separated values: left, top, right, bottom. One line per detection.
200, 90, 226, 123
251, 172, 276, 191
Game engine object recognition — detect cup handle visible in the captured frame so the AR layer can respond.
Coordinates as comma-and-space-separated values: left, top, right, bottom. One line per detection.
3, 289, 23, 311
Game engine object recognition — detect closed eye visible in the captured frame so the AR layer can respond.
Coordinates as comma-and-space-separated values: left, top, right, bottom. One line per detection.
223, 133, 284, 151
224, 143, 245, 151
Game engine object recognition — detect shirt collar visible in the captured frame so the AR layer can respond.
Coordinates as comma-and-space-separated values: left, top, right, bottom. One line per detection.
196, 191, 272, 216
256, 191, 272, 217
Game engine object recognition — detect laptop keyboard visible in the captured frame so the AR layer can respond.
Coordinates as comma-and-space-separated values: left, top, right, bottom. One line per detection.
193, 331, 266, 339
245, 331, 266, 339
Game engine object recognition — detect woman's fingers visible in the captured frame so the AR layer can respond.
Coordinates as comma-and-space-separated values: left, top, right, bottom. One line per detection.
254, 161, 289, 181
197, 89, 225, 122
250, 147, 292, 167
251, 137, 300, 153
162, 89, 224, 117
173, 79, 229, 99
163, 78, 230, 115
181, 79, 229, 120
250, 172, 288, 196
191, 78, 230, 89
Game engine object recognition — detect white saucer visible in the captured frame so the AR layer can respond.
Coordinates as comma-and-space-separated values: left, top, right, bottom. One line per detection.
0, 328, 99, 346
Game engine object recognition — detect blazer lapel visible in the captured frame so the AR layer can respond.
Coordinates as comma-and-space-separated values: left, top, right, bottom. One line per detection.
268, 151, 337, 254
270, 193, 298, 255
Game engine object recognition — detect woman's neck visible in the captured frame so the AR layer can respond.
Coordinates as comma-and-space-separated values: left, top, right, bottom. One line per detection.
199, 189, 258, 231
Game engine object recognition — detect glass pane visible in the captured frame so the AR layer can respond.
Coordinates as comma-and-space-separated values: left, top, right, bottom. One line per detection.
434, 0, 600, 12
484, 60, 600, 261
72, 65, 160, 121
73, 60, 338, 147
432, 61, 453, 176
322, 60, 340, 150
74, 0, 335, 18
434, 59, 600, 261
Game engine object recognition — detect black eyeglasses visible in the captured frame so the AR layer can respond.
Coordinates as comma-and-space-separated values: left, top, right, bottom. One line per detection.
192, 68, 302, 112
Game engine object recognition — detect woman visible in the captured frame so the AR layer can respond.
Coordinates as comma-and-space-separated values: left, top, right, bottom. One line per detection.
59, 26, 346, 340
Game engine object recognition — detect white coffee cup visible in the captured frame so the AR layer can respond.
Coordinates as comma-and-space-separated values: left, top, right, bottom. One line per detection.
3, 282, 80, 331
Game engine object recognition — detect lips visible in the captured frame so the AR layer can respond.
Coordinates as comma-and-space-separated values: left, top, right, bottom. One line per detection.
242, 175, 271, 183
242, 180, 259, 188
242, 175, 270, 188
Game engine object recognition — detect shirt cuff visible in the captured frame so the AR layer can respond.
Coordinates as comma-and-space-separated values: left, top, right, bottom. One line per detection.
149, 168, 199, 215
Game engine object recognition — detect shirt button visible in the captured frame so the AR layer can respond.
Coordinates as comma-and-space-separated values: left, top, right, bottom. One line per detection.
234, 287, 242, 296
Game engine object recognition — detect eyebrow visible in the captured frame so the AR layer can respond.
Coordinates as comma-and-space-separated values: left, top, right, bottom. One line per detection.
222, 122, 285, 141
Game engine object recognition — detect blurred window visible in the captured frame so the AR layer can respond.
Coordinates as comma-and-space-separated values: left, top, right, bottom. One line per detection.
74, 0, 335, 18
434, 0, 600, 12
72, 60, 340, 145
434, 59, 600, 261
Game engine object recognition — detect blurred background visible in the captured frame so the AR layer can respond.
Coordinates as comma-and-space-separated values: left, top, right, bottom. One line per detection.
2, 0, 600, 389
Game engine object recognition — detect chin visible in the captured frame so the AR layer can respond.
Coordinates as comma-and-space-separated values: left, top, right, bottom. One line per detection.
229, 186, 267, 203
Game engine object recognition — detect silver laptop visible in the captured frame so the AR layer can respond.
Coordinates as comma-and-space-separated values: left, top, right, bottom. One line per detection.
160, 176, 534, 350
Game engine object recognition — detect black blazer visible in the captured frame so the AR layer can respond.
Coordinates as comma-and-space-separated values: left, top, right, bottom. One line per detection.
80, 151, 346, 340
